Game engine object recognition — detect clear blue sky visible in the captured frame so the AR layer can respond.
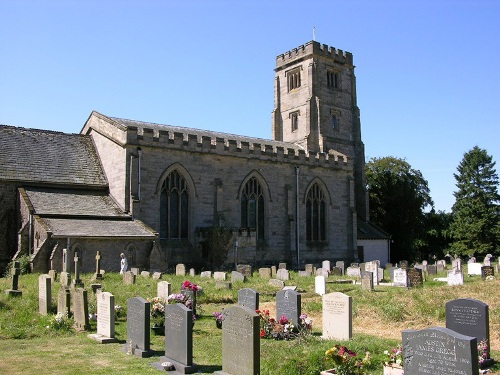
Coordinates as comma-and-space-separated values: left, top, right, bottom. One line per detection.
1, 0, 499, 213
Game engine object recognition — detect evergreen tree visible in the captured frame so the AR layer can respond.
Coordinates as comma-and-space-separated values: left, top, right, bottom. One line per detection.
449, 146, 500, 257
366, 157, 433, 262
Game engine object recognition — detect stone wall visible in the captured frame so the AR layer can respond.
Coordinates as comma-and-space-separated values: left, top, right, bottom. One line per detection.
0, 183, 18, 274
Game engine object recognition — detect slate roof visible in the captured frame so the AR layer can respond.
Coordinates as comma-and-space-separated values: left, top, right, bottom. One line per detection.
22, 188, 128, 217
0, 125, 107, 187
357, 219, 391, 240
40, 217, 156, 238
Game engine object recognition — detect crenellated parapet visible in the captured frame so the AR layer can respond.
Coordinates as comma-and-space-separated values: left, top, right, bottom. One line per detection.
276, 40, 353, 70
86, 112, 350, 169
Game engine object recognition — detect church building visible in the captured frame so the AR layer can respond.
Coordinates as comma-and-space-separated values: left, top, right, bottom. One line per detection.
0, 40, 390, 274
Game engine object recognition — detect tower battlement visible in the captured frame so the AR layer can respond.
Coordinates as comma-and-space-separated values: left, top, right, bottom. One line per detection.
276, 40, 353, 68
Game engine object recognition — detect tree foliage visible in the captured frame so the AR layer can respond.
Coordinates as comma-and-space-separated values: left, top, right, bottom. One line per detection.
365, 156, 433, 262
449, 146, 500, 257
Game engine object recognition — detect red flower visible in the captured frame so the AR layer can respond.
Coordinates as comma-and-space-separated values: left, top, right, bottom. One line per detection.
260, 329, 266, 337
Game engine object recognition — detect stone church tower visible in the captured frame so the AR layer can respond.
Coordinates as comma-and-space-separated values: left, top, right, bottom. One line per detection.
272, 41, 367, 220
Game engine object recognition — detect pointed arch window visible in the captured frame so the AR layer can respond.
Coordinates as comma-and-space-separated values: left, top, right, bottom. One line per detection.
160, 170, 189, 239
241, 177, 265, 240
306, 183, 326, 241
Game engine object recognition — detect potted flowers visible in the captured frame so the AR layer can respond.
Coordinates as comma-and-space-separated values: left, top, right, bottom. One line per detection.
147, 296, 166, 335
383, 345, 404, 375
213, 311, 224, 328
181, 280, 199, 316
323, 344, 371, 375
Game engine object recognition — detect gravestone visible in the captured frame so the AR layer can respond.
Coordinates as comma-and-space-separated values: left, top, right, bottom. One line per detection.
427, 265, 437, 275
59, 270, 71, 288
231, 271, 246, 283
73, 288, 91, 331
276, 268, 290, 281
72, 252, 83, 288
214, 271, 227, 281
276, 289, 301, 326
271, 266, 276, 277
89, 291, 118, 343
468, 263, 482, 275
238, 288, 259, 311
268, 279, 285, 289
446, 298, 493, 366
481, 266, 494, 279
200, 271, 212, 278
315, 268, 329, 278
322, 292, 352, 340
48, 269, 57, 283
123, 297, 153, 357
298, 270, 311, 277
399, 260, 409, 269
152, 303, 197, 374
157, 281, 172, 300
305, 264, 314, 274
330, 267, 342, 276
346, 267, 361, 278
140, 271, 150, 278
484, 255, 492, 266
94, 251, 103, 280
6, 261, 22, 297
315, 275, 326, 296
392, 268, 408, 287
364, 261, 379, 285
215, 305, 260, 375
385, 262, 393, 270
402, 326, 478, 375
237, 264, 252, 278
57, 287, 71, 316
189, 268, 195, 277
322, 260, 331, 272
130, 267, 140, 276
152, 272, 162, 280
258, 268, 271, 279
215, 281, 232, 290
38, 274, 52, 315
335, 261, 345, 275
176, 264, 186, 276
447, 269, 464, 286
123, 271, 136, 285
452, 258, 462, 270
278, 262, 287, 270
436, 261, 445, 272
407, 268, 423, 288
361, 271, 374, 291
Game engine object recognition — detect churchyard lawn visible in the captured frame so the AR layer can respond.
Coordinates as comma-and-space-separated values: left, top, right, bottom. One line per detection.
1, 268, 499, 374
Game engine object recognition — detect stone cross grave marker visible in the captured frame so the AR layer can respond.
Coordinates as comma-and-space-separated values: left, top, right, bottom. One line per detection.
238, 288, 259, 311
276, 289, 301, 327
6, 261, 22, 297
402, 326, 478, 375
94, 251, 103, 280
322, 292, 352, 340
73, 287, 90, 331
89, 291, 118, 343
446, 298, 494, 367
38, 274, 52, 315
123, 297, 153, 357
72, 252, 83, 288
152, 303, 197, 374
215, 305, 260, 375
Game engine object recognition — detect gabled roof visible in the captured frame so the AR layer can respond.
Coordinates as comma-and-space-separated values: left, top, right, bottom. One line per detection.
0, 125, 107, 187
357, 218, 391, 240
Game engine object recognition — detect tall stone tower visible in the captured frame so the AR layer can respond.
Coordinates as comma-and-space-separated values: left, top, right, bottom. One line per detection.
272, 40, 367, 220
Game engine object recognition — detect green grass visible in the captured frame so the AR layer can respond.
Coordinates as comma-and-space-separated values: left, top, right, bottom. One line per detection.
1, 270, 499, 374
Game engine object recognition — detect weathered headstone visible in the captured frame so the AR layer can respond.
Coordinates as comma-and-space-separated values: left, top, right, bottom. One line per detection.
72, 252, 83, 288
315, 275, 326, 296
258, 268, 271, 279
447, 269, 464, 286
38, 274, 52, 315
214, 271, 227, 281
322, 260, 331, 272
271, 266, 276, 277
335, 261, 345, 275
399, 260, 408, 269
237, 264, 252, 278
48, 269, 57, 284
200, 271, 212, 278
73, 288, 90, 331
124, 271, 136, 285
315, 268, 329, 278
6, 261, 22, 297
89, 291, 118, 343
407, 268, 423, 288
392, 268, 408, 287
446, 298, 493, 366
322, 292, 352, 340
238, 288, 259, 311
140, 271, 150, 278
176, 264, 186, 276
215, 281, 232, 290
231, 271, 246, 283
361, 271, 374, 291
157, 281, 171, 300
481, 266, 494, 280
436, 261, 445, 272
305, 264, 314, 274
268, 279, 285, 289
427, 264, 437, 275
364, 261, 379, 285
402, 327, 478, 375
298, 270, 311, 277
152, 272, 162, 280
152, 303, 197, 374
346, 266, 361, 278
276, 289, 301, 326
278, 262, 287, 270
130, 267, 140, 276
215, 305, 260, 375
452, 258, 462, 270
57, 287, 71, 316
330, 267, 342, 276
276, 268, 290, 281
123, 297, 153, 357
189, 268, 195, 277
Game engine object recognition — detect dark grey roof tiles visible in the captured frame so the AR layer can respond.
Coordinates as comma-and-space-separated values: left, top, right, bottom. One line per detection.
23, 188, 128, 217
357, 219, 391, 240
0, 125, 107, 187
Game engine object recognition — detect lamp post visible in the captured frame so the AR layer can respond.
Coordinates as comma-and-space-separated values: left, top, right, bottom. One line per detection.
234, 239, 239, 270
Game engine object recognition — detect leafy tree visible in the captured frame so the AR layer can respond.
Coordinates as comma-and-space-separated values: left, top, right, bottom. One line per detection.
421, 210, 452, 260
449, 146, 500, 257
366, 157, 433, 262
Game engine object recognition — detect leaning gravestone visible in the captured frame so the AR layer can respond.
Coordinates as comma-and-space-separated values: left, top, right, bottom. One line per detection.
73, 288, 90, 331
123, 297, 153, 357
123, 271, 136, 285
322, 292, 352, 340
238, 288, 259, 311
276, 289, 301, 326
152, 303, 197, 374
237, 264, 252, 278
215, 305, 260, 375
89, 291, 118, 343
38, 274, 52, 315
402, 326, 478, 375
446, 298, 494, 367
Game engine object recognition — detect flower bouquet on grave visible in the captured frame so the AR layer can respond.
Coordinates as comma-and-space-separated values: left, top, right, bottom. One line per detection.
323, 344, 371, 375
383, 345, 404, 374
147, 296, 166, 328
213, 311, 224, 328
167, 293, 198, 322
257, 310, 298, 340
180, 280, 199, 316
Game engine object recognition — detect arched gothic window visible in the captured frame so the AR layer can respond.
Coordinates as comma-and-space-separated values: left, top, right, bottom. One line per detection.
160, 170, 189, 239
241, 177, 265, 240
306, 183, 326, 241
